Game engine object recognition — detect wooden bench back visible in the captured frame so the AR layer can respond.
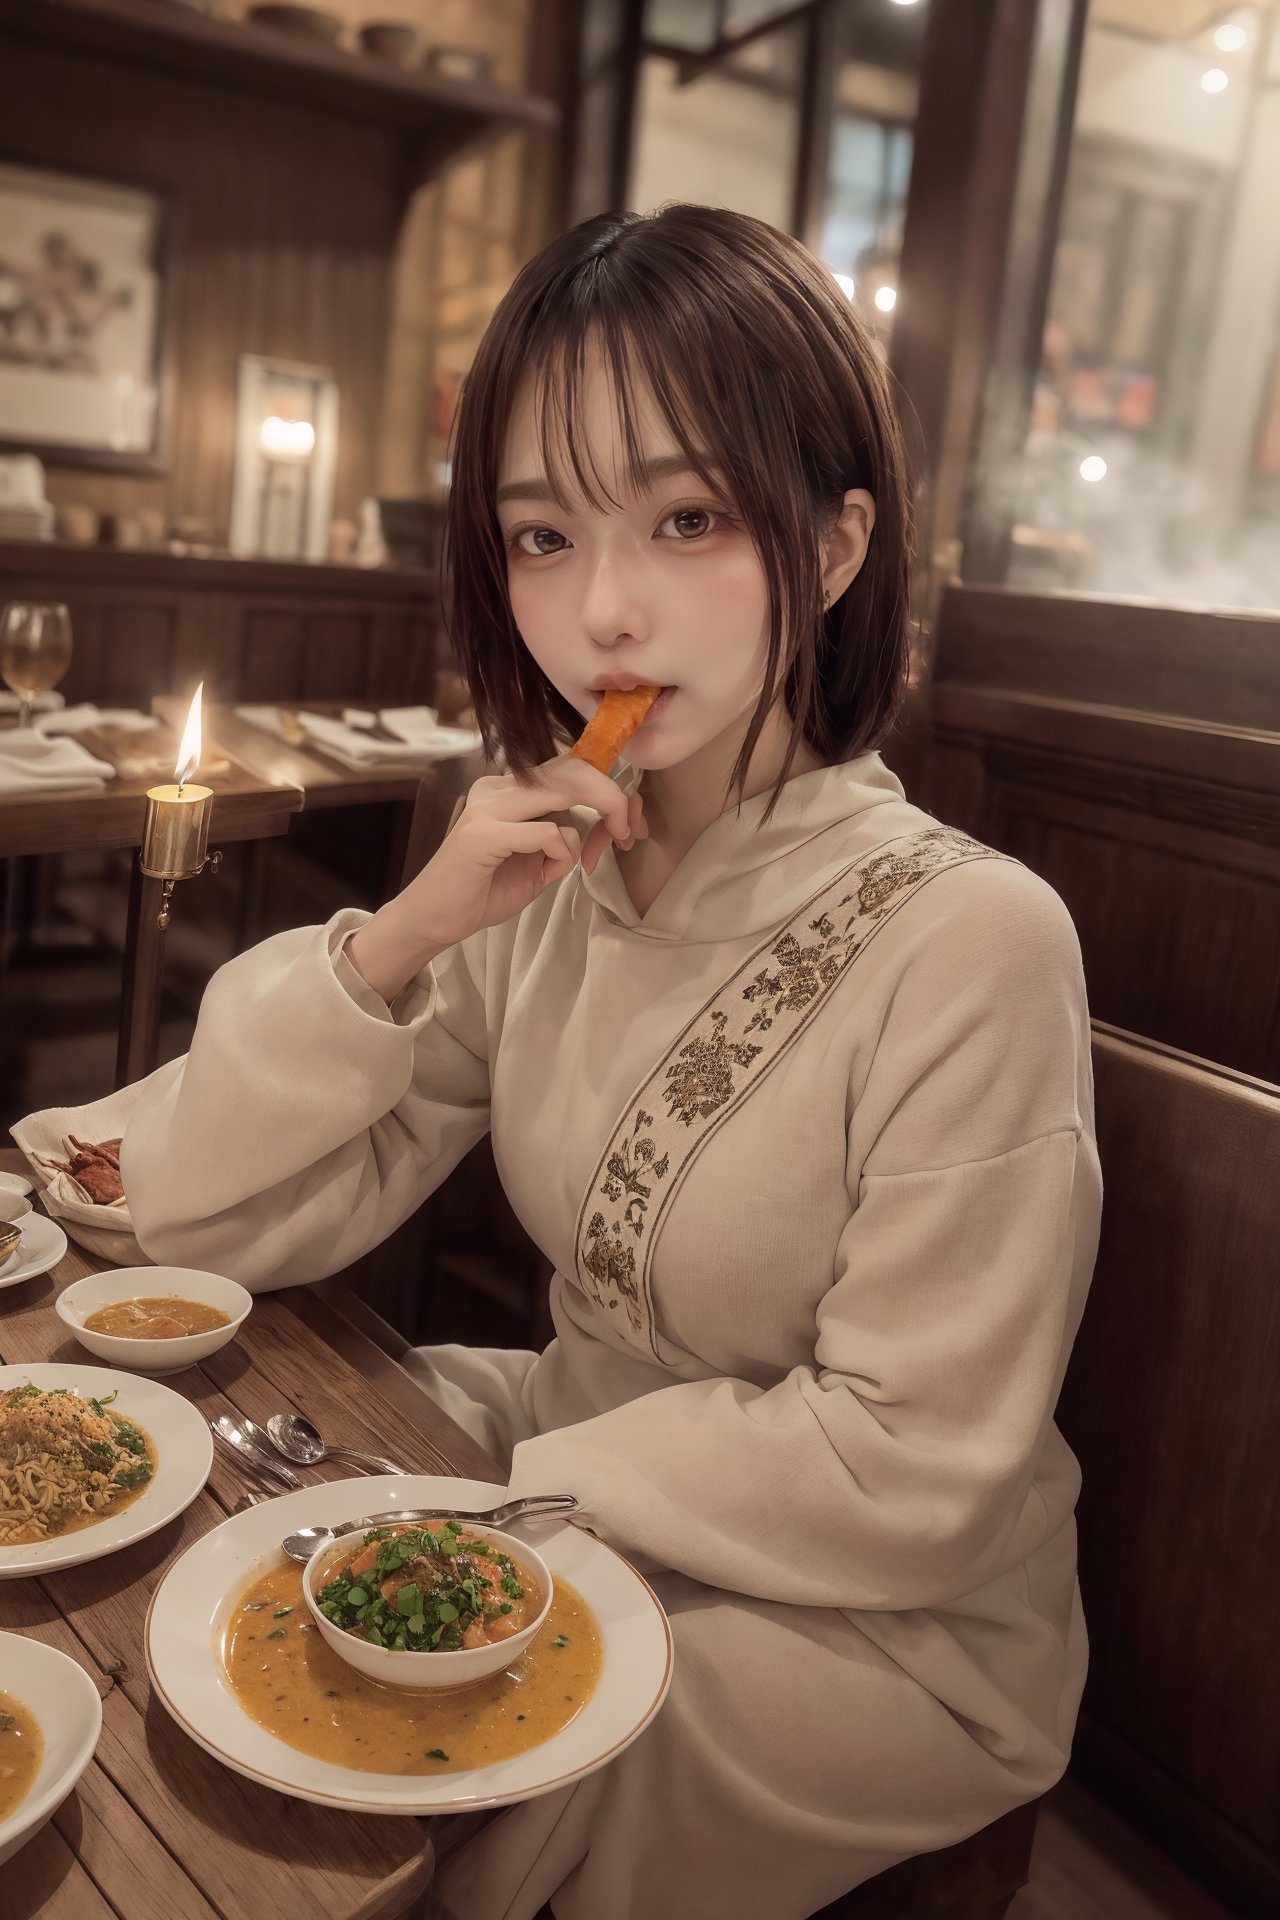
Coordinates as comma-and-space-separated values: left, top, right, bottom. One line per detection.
1057, 1022, 1280, 1909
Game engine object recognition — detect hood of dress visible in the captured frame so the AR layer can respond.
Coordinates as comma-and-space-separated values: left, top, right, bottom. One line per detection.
578, 750, 911, 943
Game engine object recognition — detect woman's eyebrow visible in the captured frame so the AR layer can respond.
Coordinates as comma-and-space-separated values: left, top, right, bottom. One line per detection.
494, 453, 715, 508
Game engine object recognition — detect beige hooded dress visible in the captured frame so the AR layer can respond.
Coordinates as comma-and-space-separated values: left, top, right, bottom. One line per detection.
122, 753, 1102, 1920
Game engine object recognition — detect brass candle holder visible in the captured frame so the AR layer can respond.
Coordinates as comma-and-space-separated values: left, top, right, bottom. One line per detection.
139, 682, 221, 928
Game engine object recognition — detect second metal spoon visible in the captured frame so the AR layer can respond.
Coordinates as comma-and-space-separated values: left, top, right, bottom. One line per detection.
280, 1495, 580, 1564
266, 1410, 408, 1477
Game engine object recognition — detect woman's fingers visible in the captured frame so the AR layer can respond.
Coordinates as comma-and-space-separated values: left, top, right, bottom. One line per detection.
579, 818, 610, 875
626, 790, 648, 840
476, 759, 633, 843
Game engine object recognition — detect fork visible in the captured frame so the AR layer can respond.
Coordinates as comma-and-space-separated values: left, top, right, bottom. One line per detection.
212, 1414, 302, 1493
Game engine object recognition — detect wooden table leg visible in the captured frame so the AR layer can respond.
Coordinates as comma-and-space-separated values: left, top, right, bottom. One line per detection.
115, 859, 169, 1088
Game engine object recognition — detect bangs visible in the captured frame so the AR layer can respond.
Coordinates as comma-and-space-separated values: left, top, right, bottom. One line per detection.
443, 205, 912, 812
522, 316, 745, 532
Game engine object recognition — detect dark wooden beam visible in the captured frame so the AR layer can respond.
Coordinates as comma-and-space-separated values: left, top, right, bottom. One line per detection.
888, 0, 1087, 657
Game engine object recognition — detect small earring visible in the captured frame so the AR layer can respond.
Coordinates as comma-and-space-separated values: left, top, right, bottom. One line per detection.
822, 590, 831, 610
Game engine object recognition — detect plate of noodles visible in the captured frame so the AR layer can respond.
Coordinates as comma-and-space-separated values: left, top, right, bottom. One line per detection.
0, 1364, 213, 1578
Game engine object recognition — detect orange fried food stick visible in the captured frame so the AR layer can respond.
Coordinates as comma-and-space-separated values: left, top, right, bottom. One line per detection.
570, 686, 661, 773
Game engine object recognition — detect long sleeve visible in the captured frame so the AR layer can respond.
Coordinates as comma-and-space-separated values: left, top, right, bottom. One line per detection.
120, 908, 492, 1290
505, 858, 1103, 1613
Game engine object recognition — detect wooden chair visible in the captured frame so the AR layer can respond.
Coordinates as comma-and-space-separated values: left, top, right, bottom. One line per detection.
526, 1800, 1036, 1920
806, 1803, 1037, 1916
1054, 1022, 1280, 1910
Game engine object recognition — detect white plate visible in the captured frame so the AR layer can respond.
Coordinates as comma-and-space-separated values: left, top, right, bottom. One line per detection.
0, 1213, 67, 1290
147, 1475, 674, 1815
0, 1364, 214, 1578
0, 1631, 102, 1866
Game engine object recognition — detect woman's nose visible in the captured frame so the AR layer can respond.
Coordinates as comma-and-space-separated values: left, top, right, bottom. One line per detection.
579, 550, 649, 647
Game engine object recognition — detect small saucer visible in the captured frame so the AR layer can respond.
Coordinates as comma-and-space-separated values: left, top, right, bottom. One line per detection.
0, 1213, 68, 1289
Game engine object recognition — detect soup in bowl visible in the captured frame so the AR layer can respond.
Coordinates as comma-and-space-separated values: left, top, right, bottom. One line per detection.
303, 1518, 552, 1690
55, 1267, 252, 1374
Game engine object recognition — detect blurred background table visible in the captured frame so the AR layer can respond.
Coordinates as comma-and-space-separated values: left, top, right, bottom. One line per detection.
149, 695, 475, 897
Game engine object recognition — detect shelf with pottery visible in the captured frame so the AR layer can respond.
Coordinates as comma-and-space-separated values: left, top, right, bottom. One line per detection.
0, 0, 559, 191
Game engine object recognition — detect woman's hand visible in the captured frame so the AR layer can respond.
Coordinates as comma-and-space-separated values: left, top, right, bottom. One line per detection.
346, 756, 647, 1002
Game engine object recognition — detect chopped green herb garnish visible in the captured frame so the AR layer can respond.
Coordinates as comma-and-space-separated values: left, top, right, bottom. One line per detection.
552, 1635, 570, 1648
272, 1607, 293, 1619
265, 1628, 288, 1640
424, 1748, 449, 1761
244, 1601, 269, 1612
315, 1524, 529, 1657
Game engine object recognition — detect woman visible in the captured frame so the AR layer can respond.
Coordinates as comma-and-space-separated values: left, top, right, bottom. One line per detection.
122, 205, 1102, 1920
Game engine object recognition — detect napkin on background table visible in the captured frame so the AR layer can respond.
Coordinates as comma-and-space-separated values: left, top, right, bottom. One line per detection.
34, 704, 160, 736
236, 703, 482, 769
0, 729, 116, 796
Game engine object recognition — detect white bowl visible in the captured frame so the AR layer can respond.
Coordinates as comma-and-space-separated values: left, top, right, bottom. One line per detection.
55, 1266, 252, 1375
0, 1632, 102, 1866
303, 1519, 553, 1690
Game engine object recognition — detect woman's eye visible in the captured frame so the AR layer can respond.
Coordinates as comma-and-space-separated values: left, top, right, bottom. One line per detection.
660, 507, 717, 541
512, 527, 568, 556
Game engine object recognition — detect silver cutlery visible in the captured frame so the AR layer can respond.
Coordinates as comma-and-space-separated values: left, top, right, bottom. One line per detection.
265, 1409, 407, 1477
280, 1495, 579, 1564
212, 1414, 303, 1492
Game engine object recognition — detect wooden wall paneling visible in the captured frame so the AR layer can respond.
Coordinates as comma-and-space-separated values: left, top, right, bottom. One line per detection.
95, 602, 180, 712
366, 610, 434, 706
301, 615, 365, 702
0, 546, 439, 710
184, 593, 245, 704
927, 587, 1280, 1081
2, 37, 398, 540
986, 788, 1280, 1075
238, 609, 304, 703
935, 587, 1280, 735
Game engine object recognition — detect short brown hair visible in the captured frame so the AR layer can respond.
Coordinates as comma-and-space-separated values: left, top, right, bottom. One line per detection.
443, 203, 912, 811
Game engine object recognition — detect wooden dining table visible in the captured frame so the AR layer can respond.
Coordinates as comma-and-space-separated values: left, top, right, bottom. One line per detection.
0, 1148, 506, 1920
150, 696, 479, 898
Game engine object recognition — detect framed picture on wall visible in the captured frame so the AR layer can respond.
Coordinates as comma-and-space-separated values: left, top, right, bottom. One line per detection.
0, 159, 173, 472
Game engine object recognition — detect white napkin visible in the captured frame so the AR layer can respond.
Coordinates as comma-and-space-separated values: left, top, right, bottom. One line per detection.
34, 704, 159, 736
11, 1086, 151, 1266
298, 710, 481, 768
235, 703, 481, 768
0, 730, 116, 795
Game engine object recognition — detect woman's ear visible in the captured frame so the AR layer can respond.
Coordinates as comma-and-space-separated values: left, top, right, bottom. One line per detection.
821, 488, 876, 609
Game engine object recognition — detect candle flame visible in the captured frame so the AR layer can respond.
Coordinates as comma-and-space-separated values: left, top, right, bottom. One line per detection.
175, 681, 203, 788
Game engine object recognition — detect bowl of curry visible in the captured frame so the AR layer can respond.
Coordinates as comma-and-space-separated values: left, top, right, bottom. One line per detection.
0, 1632, 102, 1866
303, 1518, 554, 1689
55, 1267, 252, 1374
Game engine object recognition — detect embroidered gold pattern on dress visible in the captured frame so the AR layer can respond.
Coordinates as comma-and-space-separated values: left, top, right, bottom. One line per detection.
574, 826, 1007, 1356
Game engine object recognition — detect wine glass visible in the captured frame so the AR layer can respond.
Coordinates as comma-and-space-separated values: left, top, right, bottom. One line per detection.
0, 603, 74, 729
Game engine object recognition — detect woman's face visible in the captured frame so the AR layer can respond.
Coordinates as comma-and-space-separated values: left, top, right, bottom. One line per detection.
495, 350, 773, 772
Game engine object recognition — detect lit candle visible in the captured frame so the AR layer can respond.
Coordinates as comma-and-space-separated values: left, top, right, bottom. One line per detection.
140, 682, 213, 879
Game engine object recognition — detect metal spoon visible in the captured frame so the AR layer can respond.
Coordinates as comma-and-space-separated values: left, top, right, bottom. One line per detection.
280, 1495, 580, 1564
266, 1410, 408, 1477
